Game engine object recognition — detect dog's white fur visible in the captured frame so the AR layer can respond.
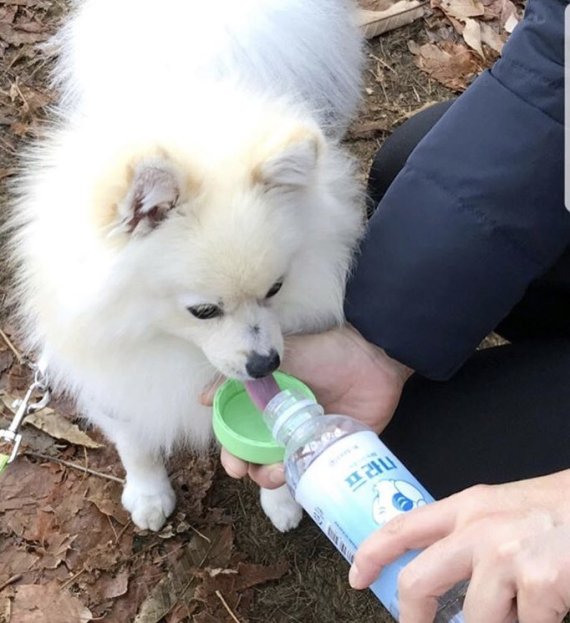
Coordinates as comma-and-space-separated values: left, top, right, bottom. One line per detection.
10, 0, 364, 532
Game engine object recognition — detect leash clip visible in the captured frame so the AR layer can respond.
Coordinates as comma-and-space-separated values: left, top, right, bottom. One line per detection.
0, 365, 50, 471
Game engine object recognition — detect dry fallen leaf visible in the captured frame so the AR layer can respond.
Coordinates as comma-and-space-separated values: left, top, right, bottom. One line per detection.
479, 20, 505, 53
0, 347, 13, 378
23, 408, 103, 449
37, 533, 77, 570
0, 540, 40, 588
0, 22, 50, 46
10, 583, 93, 623
359, 0, 394, 9
133, 550, 199, 623
358, 0, 429, 39
408, 39, 485, 91
87, 480, 130, 525
503, 12, 518, 33
432, 0, 484, 19
346, 118, 390, 140
1, 0, 52, 6
481, 0, 518, 27
461, 17, 484, 57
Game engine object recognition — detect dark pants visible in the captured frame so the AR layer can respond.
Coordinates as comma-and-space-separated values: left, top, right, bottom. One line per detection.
371, 102, 570, 500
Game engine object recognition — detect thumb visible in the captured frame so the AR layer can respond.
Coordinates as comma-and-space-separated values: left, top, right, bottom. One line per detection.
199, 376, 226, 406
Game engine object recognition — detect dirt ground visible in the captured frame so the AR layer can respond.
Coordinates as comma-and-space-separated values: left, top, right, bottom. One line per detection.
0, 2, 524, 622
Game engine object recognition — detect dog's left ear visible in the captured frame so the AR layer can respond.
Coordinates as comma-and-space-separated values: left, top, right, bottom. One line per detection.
258, 131, 322, 191
117, 157, 182, 236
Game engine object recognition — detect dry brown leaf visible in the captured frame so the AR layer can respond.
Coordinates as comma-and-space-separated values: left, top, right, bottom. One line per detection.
481, 0, 518, 26
10, 583, 92, 623
169, 454, 216, 522
396, 100, 443, 123
186, 525, 234, 569
133, 557, 199, 623
1, 0, 51, 6
232, 561, 289, 592
462, 17, 484, 57
0, 459, 63, 516
37, 533, 77, 570
0, 590, 12, 623
0, 348, 13, 377
408, 39, 485, 91
504, 12, 518, 33
432, 0, 484, 19
99, 570, 130, 601
132, 575, 178, 623
5, 363, 29, 393
23, 408, 103, 449
480, 20, 505, 53
0, 541, 40, 588
53, 493, 133, 572
0, 22, 50, 46
346, 119, 390, 139
83, 542, 122, 573
357, 1, 429, 40
83, 568, 131, 612
359, 0, 394, 9
87, 480, 129, 525
0, 6, 17, 26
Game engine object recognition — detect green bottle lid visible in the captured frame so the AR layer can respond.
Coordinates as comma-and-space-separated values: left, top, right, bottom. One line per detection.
212, 372, 315, 465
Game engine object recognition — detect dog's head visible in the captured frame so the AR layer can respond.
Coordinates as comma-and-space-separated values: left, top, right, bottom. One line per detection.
87, 106, 363, 380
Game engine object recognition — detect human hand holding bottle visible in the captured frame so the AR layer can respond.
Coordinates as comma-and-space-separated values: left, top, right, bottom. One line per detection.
350, 470, 570, 623
200, 324, 413, 488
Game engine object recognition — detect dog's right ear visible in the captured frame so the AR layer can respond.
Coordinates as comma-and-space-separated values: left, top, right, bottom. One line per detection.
116, 157, 182, 237
255, 129, 323, 192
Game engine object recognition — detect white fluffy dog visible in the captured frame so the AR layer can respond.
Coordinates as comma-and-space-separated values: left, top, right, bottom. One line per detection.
9, 0, 364, 532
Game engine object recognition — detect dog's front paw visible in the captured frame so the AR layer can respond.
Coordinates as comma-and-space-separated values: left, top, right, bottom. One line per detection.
122, 478, 176, 531
260, 485, 303, 532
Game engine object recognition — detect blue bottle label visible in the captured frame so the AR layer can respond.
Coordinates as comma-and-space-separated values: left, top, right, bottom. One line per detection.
294, 430, 435, 619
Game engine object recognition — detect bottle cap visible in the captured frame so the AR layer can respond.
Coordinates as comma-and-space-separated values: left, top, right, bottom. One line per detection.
213, 372, 315, 464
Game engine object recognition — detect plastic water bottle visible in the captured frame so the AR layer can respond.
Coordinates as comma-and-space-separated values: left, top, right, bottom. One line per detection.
262, 389, 466, 622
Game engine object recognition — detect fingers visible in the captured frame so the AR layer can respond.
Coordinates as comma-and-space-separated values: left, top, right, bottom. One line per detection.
220, 447, 249, 479
395, 532, 474, 623
461, 560, 517, 623
220, 448, 285, 488
513, 525, 570, 623
248, 462, 286, 489
517, 588, 567, 623
199, 376, 225, 406
350, 501, 457, 589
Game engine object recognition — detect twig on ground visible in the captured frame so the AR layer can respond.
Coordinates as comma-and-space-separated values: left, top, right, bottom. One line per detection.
24, 450, 125, 484
60, 568, 86, 591
115, 518, 132, 545
0, 574, 22, 592
216, 590, 242, 623
189, 524, 211, 543
369, 52, 396, 73
0, 327, 24, 364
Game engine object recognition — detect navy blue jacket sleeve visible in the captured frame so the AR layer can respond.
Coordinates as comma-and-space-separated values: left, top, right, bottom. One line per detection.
345, 0, 570, 380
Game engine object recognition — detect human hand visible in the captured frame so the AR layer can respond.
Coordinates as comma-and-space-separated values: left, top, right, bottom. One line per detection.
349, 470, 570, 623
202, 324, 413, 489
279, 324, 413, 433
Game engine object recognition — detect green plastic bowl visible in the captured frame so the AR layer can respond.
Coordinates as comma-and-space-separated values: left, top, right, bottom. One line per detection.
213, 372, 315, 464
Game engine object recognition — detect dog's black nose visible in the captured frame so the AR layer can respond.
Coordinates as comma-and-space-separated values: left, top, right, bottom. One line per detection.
245, 349, 281, 379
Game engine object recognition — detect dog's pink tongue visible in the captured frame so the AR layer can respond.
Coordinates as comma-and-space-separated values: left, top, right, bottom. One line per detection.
245, 375, 281, 411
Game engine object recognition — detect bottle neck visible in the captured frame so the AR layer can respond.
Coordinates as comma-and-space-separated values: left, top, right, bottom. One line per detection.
263, 390, 324, 446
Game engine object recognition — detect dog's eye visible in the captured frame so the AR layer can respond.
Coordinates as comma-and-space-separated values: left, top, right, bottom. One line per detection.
187, 304, 223, 320
265, 280, 283, 299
